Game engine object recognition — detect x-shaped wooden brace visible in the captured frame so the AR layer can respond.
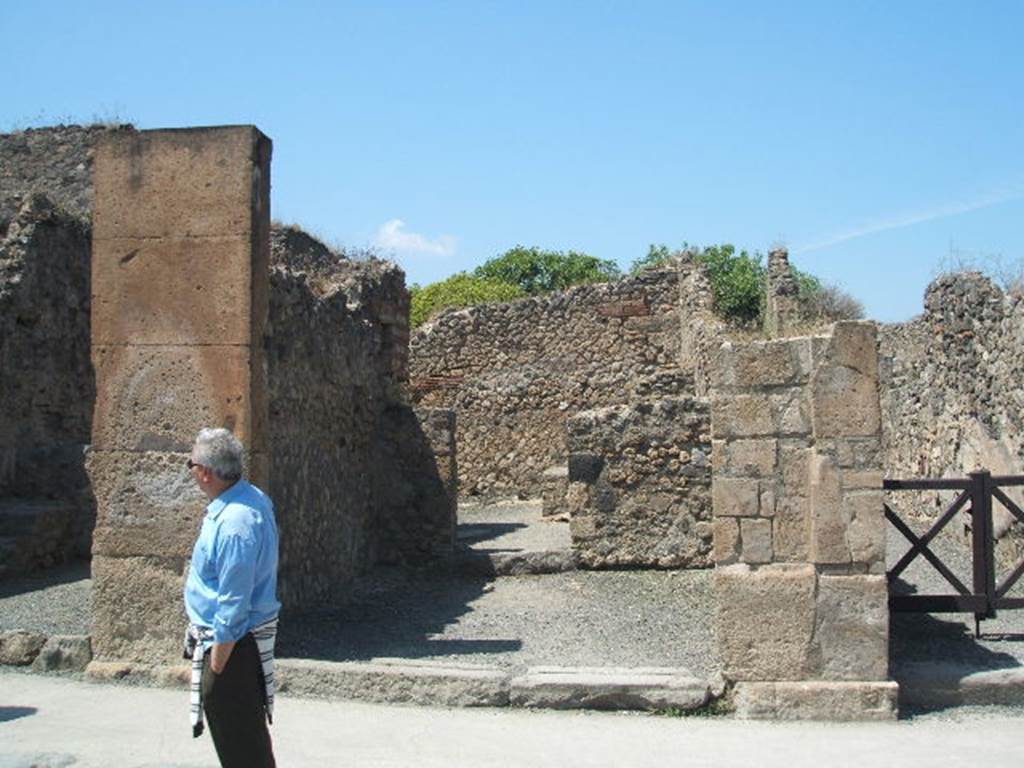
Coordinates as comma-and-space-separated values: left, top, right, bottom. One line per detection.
885, 488, 971, 595
991, 486, 1024, 599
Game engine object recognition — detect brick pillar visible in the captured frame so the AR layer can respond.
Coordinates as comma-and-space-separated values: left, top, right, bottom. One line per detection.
89, 127, 271, 664
710, 322, 897, 719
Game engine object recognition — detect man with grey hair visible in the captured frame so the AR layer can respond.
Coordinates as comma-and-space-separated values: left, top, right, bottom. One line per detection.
184, 427, 280, 768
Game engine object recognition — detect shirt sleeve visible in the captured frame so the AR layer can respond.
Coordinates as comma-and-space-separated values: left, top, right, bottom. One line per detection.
211, 528, 259, 644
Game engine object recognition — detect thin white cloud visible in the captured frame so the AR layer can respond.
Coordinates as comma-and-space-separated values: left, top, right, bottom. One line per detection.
374, 219, 456, 257
793, 186, 1024, 255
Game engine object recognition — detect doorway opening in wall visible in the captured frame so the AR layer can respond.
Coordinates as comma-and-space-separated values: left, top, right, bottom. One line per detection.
886, 469, 1024, 710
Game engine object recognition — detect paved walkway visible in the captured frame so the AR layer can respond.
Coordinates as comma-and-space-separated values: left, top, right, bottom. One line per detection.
2, 672, 1023, 768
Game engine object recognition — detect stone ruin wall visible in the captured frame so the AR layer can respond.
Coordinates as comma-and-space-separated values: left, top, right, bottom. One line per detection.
566, 397, 713, 568
84, 126, 456, 664
0, 124, 115, 224
268, 226, 454, 608
879, 272, 1024, 560
409, 259, 721, 501
0, 125, 455, 606
0, 126, 118, 572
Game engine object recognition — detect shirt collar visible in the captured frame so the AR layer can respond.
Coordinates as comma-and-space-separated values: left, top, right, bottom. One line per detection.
206, 479, 248, 520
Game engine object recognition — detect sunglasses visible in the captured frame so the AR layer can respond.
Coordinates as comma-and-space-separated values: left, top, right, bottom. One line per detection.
186, 459, 200, 470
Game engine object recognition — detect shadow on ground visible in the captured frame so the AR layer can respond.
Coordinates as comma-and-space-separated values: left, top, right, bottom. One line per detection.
889, 572, 1024, 716
276, 568, 523, 662
0, 706, 38, 723
456, 521, 528, 553
0, 560, 90, 600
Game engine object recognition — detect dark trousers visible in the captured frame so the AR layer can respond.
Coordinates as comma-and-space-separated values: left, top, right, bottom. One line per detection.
201, 633, 276, 768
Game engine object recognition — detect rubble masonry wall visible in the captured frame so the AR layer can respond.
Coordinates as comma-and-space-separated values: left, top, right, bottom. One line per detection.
409, 260, 720, 500
879, 273, 1024, 556
0, 125, 120, 572
566, 397, 713, 568
0, 196, 93, 566
267, 226, 454, 608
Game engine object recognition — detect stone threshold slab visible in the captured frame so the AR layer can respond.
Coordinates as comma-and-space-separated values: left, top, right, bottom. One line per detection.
451, 549, 577, 576
82, 656, 718, 713
510, 666, 714, 711
276, 658, 510, 707
896, 662, 1024, 707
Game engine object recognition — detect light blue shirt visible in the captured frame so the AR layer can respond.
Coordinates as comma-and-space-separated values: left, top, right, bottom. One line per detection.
184, 479, 281, 645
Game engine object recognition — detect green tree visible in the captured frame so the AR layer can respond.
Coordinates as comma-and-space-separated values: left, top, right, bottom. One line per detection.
474, 246, 621, 295
409, 273, 526, 328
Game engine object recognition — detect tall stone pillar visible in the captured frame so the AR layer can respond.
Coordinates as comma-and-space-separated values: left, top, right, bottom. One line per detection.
763, 247, 801, 338
710, 322, 897, 719
89, 127, 271, 665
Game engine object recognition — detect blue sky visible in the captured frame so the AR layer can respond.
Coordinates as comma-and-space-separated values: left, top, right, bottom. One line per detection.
2, 1, 1021, 322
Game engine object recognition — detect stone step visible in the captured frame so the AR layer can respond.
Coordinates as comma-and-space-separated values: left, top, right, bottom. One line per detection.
451, 548, 576, 576
85, 657, 719, 714
276, 661, 717, 713
510, 666, 716, 711
896, 661, 1024, 708
273, 658, 511, 707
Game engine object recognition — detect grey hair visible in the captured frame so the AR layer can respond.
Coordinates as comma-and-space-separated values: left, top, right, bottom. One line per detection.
193, 428, 244, 482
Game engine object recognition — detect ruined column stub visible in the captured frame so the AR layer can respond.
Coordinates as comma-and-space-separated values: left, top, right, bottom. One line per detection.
89, 126, 272, 664
710, 322, 896, 720
763, 247, 801, 338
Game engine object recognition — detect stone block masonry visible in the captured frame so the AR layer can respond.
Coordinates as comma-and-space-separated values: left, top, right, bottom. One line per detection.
89, 127, 271, 663
711, 322, 895, 719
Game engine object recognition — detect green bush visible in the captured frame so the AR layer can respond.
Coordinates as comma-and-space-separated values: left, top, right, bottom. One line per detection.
695, 244, 765, 324
474, 246, 621, 295
409, 273, 526, 328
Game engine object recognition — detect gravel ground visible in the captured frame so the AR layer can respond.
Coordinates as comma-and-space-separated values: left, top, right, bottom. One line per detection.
278, 500, 717, 676
0, 560, 91, 635
4, 498, 1023, 687
276, 568, 719, 677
